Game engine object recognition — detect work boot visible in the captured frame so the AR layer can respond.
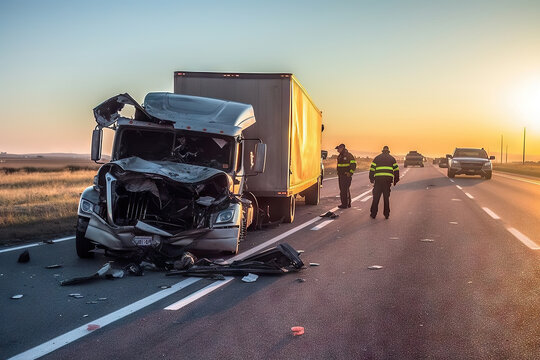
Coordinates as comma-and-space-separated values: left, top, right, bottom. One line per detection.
384, 215, 389, 219
370, 213, 376, 219
338, 205, 347, 209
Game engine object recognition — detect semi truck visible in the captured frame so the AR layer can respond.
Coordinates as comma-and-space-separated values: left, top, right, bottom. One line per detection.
404, 150, 424, 167
75, 72, 322, 258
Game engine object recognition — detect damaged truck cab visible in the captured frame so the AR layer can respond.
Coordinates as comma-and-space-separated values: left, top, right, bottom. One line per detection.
77, 92, 266, 258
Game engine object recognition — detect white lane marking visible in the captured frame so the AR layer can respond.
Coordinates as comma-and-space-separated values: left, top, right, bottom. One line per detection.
311, 220, 334, 230
352, 189, 372, 202
0, 236, 75, 254
322, 170, 369, 183
165, 277, 234, 311
456, 185, 462, 190
495, 172, 540, 186
449, 179, 455, 183
323, 176, 338, 182
465, 192, 474, 199
8, 277, 201, 360
360, 195, 373, 202
507, 227, 540, 250
482, 207, 501, 219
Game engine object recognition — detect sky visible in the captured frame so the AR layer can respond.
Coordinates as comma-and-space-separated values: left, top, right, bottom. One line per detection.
1, 0, 540, 160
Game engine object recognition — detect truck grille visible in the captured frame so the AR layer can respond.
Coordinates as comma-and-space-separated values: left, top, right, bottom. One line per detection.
116, 192, 149, 225
461, 162, 483, 170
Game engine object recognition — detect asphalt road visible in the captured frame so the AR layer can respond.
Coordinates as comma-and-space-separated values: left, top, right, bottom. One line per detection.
2, 165, 540, 359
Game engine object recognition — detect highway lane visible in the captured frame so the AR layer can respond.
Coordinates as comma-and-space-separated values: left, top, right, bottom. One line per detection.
4, 166, 540, 359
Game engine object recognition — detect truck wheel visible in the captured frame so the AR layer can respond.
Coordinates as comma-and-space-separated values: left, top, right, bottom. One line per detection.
420, 163, 424, 167
484, 172, 492, 180
283, 196, 296, 223
304, 178, 320, 205
404, 163, 408, 168
448, 170, 455, 178
76, 216, 95, 258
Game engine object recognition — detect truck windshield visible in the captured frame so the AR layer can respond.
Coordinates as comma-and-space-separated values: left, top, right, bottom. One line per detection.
453, 149, 488, 158
115, 128, 235, 171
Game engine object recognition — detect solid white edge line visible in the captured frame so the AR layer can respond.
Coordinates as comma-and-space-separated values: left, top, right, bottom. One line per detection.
7, 277, 201, 360
0, 236, 75, 254
507, 227, 540, 250
465, 192, 474, 199
449, 179, 455, 183
311, 220, 334, 230
165, 277, 234, 310
482, 207, 501, 220
495, 172, 540, 186
360, 195, 373, 202
456, 185, 462, 190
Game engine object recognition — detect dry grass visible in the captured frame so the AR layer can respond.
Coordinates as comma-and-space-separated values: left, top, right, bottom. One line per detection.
0, 170, 95, 245
493, 163, 540, 178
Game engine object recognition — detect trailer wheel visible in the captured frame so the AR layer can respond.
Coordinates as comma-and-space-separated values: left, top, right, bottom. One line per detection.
76, 216, 95, 258
304, 178, 320, 205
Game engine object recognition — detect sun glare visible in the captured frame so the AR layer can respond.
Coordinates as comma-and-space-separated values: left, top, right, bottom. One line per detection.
509, 76, 540, 130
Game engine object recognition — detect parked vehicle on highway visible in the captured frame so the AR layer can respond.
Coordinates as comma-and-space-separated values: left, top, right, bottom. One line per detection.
404, 150, 424, 167
447, 148, 495, 179
438, 157, 448, 168
76, 73, 323, 258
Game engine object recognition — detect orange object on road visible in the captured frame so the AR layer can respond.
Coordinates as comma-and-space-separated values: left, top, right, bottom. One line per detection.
87, 324, 100, 331
291, 326, 304, 336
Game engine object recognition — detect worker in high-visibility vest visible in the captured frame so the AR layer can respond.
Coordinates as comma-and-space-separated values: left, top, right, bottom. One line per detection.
335, 143, 357, 209
369, 145, 399, 219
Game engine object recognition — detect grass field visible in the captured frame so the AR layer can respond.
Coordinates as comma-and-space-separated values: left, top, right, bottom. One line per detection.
0, 169, 95, 246
493, 163, 540, 178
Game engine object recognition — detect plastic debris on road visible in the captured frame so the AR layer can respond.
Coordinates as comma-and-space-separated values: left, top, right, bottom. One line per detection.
111, 269, 125, 278
295, 278, 306, 283
420, 239, 435, 242
159, 285, 172, 289
45, 264, 63, 269
320, 211, 339, 219
11, 294, 23, 299
17, 250, 30, 263
368, 265, 383, 270
98, 297, 107, 301
241, 273, 259, 283
87, 324, 100, 331
309, 263, 320, 266
449, 221, 458, 225
43, 239, 54, 244
69, 293, 84, 298
291, 326, 305, 336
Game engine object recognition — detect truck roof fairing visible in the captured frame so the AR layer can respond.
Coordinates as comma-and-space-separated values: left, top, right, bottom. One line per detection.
143, 92, 255, 136
94, 92, 255, 136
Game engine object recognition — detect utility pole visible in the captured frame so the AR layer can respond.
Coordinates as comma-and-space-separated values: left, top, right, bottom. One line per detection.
522, 127, 526, 164
500, 135, 503, 164
506, 144, 508, 163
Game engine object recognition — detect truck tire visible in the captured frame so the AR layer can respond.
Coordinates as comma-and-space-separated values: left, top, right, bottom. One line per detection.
283, 196, 296, 223
448, 170, 455, 178
76, 216, 95, 258
304, 178, 320, 205
404, 163, 408, 168
484, 172, 492, 180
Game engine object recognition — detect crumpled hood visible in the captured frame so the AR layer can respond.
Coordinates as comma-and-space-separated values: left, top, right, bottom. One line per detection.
109, 156, 231, 186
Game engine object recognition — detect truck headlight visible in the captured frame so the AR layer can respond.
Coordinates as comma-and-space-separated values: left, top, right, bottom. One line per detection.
452, 160, 460, 167
215, 209, 235, 224
80, 199, 94, 214
482, 161, 492, 168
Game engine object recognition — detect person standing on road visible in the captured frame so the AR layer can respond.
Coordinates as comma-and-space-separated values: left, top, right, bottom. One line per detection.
335, 143, 357, 209
369, 145, 399, 219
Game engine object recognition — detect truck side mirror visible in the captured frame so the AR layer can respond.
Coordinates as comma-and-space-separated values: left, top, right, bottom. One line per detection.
321, 150, 328, 160
253, 143, 267, 173
489, 155, 495, 160
446, 154, 452, 159
91, 128, 103, 161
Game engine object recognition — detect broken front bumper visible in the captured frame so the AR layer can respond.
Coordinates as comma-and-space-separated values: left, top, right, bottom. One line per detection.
84, 213, 240, 253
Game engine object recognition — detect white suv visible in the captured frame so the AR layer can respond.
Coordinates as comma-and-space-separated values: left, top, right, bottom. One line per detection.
447, 148, 495, 180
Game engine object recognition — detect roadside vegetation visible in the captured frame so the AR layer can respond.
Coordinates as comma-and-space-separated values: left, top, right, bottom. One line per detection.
493, 163, 540, 178
0, 168, 95, 246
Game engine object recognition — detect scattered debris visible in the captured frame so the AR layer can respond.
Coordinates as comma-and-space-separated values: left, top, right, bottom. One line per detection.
125, 263, 143, 276
291, 326, 305, 336
309, 263, 320, 267
159, 285, 172, 289
167, 243, 303, 277
45, 264, 63, 269
420, 239, 435, 242
468, 281, 473, 284
241, 273, 259, 283
43, 239, 54, 244
295, 278, 306, 283
60, 263, 112, 286
389, 237, 399, 240
449, 221, 458, 225
451, 199, 462, 201
111, 269, 125, 278
173, 252, 197, 270
11, 294, 23, 299
83, 314, 89, 318
98, 297, 107, 301
368, 265, 383, 270
320, 211, 339, 219
87, 324, 100, 331
86, 301, 98, 304
18, 250, 30, 263
69, 293, 84, 298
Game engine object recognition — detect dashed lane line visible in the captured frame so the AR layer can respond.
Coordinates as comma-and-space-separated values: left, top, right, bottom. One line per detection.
360, 195, 373, 202
0, 236, 75, 254
311, 220, 334, 231
482, 207, 501, 220
507, 227, 540, 250
465, 192, 474, 199
456, 185, 462, 190
165, 277, 235, 311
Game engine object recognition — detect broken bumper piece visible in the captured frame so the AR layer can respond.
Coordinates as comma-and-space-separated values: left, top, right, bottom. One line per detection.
85, 214, 239, 253
166, 243, 304, 277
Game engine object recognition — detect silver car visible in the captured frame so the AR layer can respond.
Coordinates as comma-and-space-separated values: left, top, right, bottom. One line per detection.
447, 148, 495, 179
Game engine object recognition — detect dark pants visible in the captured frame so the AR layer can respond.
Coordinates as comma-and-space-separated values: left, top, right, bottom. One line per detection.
338, 174, 352, 207
370, 177, 392, 217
